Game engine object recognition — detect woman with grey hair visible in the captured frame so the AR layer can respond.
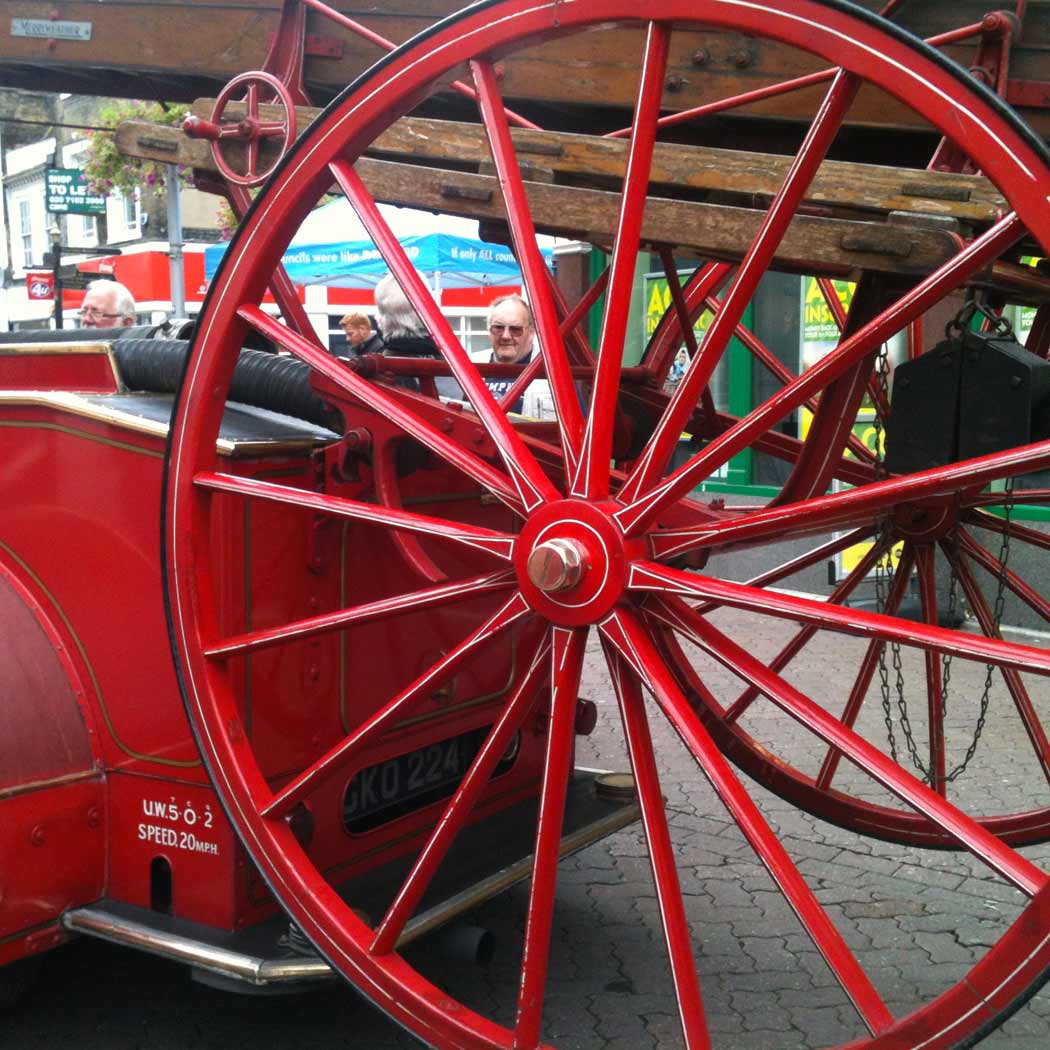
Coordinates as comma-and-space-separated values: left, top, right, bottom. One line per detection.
374, 274, 436, 354
374, 274, 440, 391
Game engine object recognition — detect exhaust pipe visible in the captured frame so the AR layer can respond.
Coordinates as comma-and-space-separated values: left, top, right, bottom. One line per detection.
432, 924, 495, 966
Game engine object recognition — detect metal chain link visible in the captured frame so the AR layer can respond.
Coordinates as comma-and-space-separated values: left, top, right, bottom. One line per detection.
871, 337, 910, 768
874, 292, 1016, 784
943, 476, 1014, 782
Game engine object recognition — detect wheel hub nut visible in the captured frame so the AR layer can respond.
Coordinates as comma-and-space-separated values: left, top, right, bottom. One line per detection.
527, 539, 584, 593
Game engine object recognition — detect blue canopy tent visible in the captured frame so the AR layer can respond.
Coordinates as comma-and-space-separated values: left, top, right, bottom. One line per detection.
203, 200, 553, 291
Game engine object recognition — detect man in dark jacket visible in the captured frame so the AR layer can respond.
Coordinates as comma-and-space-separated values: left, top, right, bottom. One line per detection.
338, 312, 383, 358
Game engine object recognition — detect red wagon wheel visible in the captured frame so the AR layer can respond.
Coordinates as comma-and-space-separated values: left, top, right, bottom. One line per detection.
167, 2, 1050, 1046
637, 262, 1050, 849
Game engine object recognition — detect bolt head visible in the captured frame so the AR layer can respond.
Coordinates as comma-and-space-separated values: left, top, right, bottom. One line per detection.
527, 539, 584, 593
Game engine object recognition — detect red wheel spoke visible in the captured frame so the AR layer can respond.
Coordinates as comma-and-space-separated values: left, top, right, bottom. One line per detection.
958, 527, 1050, 625
552, 266, 606, 364
643, 262, 733, 385
244, 81, 258, 119
720, 527, 876, 608
629, 559, 1050, 677
496, 269, 607, 412
944, 537, 1050, 788
237, 304, 527, 513
514, 626, 587, 1050
816, 277, 889, 423
970, 489, 1050, 509
817, 277, 848, 330
615, 213, 1028, 536
570, 23, 670, 500
618, 70, 860, 507
702, 286, 875, 464
646, 437, 1050, 564
301, 0, 541, 129
915, 545, 947, 793
206, 569, 515, 659
470, 59, 585, 473
658, 248, 716, 423
599, 608, 893, 1036
816, 546, 917, 790
601, 639, 711, 1048
726, 536, 889, 723
225, 184, 316, 338
967, 508, 1050, 552
645, 596, 1048, 896
329, 158, 558, 512
193, 471, 516, 562
371, 633, 553, 956
260, 592, 531, 819
604, 21, 984, 140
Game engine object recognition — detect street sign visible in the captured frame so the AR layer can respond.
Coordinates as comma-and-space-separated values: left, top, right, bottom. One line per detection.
26, 272, 54, 301
56, 266, 93, 291
45, 168, 106, 216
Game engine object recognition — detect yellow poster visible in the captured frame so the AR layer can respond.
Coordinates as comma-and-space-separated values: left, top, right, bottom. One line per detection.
800, 277, 904, 579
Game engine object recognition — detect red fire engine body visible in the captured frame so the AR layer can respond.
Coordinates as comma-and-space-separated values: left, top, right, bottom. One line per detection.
0, 328, 630, 999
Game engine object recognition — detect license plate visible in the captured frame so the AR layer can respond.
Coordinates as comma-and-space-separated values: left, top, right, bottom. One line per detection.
343, 726, 514, 833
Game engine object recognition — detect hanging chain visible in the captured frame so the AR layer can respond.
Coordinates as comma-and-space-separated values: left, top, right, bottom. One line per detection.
942, 476, 1014, 782
938, 516, 962, 718
873, 300, 1015, 783
871, 336, 910, 768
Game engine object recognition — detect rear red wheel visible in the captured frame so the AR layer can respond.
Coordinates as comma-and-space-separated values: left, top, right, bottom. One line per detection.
167, 2, 1050, 1046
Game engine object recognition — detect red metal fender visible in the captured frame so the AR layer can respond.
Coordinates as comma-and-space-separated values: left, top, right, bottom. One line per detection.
0, 553, 106, 963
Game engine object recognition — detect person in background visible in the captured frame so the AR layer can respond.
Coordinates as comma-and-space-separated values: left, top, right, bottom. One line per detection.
338, 311, 383, 359
79, 279, 136, 328
374, 274, 439, 390
474, 294, 554, 418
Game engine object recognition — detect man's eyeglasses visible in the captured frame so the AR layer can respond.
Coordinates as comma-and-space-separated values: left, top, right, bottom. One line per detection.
489, 323, 526, 337
78, 308, 122, 321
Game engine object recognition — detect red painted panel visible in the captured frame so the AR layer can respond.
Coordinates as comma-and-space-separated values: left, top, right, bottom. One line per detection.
0, 350, 119, 393
0, 406, 202, 773
0, 779, 105, 943
106, 773, 246, 929
0, 566, 95, 792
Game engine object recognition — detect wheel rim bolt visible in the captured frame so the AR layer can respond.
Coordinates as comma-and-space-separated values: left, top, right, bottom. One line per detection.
527, 539, 585, 593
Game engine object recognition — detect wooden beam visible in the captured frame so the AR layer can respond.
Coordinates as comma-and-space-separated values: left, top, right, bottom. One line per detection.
351, 158, 963, 279
118, 118, 1050, 297
5, 0, 1050, 138
185, 101, 1008, 226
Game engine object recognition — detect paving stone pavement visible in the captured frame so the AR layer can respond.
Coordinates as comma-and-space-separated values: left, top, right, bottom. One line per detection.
5, 609, 1050, 1049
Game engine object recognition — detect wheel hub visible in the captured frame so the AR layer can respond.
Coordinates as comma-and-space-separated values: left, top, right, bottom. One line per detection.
892, 498, 956, 541
515, 500, 635, 626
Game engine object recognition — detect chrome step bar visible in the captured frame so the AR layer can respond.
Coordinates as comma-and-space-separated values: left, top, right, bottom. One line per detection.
63, 770, 638, 990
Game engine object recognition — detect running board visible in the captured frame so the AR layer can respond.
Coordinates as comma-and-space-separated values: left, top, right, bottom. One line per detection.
63, 769, 638, 991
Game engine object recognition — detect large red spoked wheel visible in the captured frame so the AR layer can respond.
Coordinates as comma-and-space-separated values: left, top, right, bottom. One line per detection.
167, 2, 1050, 1046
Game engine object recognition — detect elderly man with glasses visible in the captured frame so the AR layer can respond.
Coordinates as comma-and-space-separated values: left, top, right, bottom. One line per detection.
473, 294, 554, 419
78, 279, 137, 328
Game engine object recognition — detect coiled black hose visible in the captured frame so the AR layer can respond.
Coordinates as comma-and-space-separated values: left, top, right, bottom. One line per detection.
112, 339, 343, 433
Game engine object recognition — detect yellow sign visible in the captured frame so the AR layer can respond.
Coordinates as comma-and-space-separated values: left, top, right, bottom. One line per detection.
802, 277, 852, 345
799, 278, 903, 582
645, 279, 713, 339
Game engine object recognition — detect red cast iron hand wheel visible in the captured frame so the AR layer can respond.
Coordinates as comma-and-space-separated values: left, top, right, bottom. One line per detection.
183, 70, 297, 188
166, 2, 1050, 1047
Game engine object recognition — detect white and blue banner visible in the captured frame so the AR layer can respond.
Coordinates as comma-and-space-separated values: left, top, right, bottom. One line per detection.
204, 232, 550, 290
